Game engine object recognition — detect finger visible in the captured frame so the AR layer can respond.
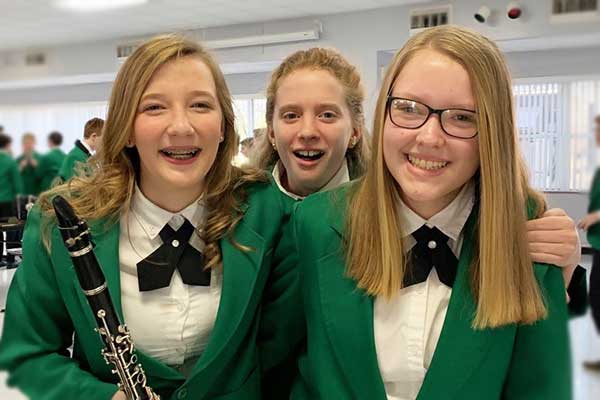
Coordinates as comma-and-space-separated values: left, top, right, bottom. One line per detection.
542, 208, 567, 217
530, 252, 563, 265
526, 216, 573, 231
528, 242, 573, 257
526, 230, 576, 244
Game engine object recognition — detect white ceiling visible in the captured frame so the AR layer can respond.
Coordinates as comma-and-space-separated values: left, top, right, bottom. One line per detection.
0, 0, 430, 51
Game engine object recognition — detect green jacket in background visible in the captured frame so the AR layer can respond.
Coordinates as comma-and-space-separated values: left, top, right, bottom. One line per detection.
36, 147, 66, 193
587, 168, 600, 250
290, 185, 571, 400
0, 179, 299, 400
59, 140, 91, 181
0, 152, 23, 203
16, 151, 41, 196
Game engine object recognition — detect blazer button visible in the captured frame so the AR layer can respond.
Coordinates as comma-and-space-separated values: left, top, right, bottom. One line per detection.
177, 388, 188, 399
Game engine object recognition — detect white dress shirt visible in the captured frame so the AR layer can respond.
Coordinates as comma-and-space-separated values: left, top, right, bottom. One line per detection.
271, 160, 350, 200
374, 181, 475, 400
119, 186, 222, 373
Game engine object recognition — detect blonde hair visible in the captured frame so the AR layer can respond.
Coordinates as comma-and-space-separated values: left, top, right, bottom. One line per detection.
346, 25, 547, 329
21, 132, 35, 143
39, 34, 265, 268
253, 47, 369, 178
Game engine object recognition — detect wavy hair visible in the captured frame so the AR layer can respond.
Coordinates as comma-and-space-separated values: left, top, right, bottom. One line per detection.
39, 34, 266, 268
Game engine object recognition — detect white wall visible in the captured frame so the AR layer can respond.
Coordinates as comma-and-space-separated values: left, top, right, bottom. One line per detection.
3, 1, 600, 105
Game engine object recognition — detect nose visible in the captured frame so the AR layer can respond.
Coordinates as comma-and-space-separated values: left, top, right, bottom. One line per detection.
415, 114, 445, 147
297, 114, 319, 142
166, 108, 194, 136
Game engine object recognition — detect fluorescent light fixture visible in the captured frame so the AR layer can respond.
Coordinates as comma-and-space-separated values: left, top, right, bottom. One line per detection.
55, 0, 148, 12
205, 27, 321, 50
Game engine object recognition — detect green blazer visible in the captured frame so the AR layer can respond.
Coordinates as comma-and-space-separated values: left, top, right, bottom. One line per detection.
0, 152, 23, 203
16, 151, 41, 196
37, 148, 66, 192
0, 180, 297, 400
290, 186, 571, 400
587, 168, 600, 250
59, 140, 91, 181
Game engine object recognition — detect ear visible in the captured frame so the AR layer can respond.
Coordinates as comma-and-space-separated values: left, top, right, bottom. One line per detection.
267, 125, 276, 144
348, 126, 362, 149
126, 137, 135, 148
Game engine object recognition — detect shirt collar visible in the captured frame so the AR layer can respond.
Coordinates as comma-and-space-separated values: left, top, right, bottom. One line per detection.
272, 159, 350, 201
130, 185, 206, 240
398, 180, 475, 242
80, 139, 94, 155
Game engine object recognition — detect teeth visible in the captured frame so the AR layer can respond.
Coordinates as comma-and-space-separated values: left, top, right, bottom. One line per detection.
296, 150, 323, 157
164, 149, 197, 155
162, 149, 199, 159
408, 154, 448, 170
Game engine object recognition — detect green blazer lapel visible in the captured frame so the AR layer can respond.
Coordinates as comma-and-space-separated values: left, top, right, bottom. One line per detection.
185, 219, 266, 396
417, 209, 493, 399
319, 216, 387, 399
51, 220, 182, 384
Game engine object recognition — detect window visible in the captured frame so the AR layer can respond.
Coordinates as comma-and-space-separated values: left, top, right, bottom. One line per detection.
232, 94, 267, 139
0, 102, 108, 155
514, 77, 600, 192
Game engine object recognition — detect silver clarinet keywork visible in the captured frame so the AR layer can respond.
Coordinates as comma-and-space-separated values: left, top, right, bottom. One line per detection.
52, 195, 159, 400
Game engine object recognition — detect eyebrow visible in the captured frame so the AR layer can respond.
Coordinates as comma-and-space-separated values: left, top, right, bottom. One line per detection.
140, 90, 216, 103
277, 102, 344, 112
389, 93, 475, 111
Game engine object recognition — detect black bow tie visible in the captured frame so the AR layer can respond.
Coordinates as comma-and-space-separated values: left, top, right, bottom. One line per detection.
136, 218, 210, 292
404, 225, 458, 288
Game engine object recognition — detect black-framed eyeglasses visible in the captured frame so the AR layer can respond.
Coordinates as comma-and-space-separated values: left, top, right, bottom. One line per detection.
386, 96, 478, 139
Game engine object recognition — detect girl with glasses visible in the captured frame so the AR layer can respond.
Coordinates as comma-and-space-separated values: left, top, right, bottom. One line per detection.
288, 26, 571, 399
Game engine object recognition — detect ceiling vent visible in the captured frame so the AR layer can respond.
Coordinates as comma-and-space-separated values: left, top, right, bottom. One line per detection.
551, 0, 599, 22
409, 5, 451, 35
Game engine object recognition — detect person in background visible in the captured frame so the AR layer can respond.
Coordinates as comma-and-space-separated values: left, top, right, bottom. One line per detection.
578, 113, 600, 370
36, 131, 66, 192
0, 133, 24, 268
59, 117, 104, 181
0, 133, 23, 218
240, 137, 254, 158
16, 133, 41, 196
232, 137, 254, 167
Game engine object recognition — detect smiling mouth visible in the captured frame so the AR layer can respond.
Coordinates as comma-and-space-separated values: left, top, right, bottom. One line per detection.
160, 148, 200, 160
407, 154, 449, 170
293, 150, 325, 161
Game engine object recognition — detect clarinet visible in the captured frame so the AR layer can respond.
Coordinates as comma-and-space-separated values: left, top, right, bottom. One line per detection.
52, 195, 159, 400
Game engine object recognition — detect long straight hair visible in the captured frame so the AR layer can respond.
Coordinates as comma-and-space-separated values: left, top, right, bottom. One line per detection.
346, 25, 547, 329
39, 34, 265, 268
